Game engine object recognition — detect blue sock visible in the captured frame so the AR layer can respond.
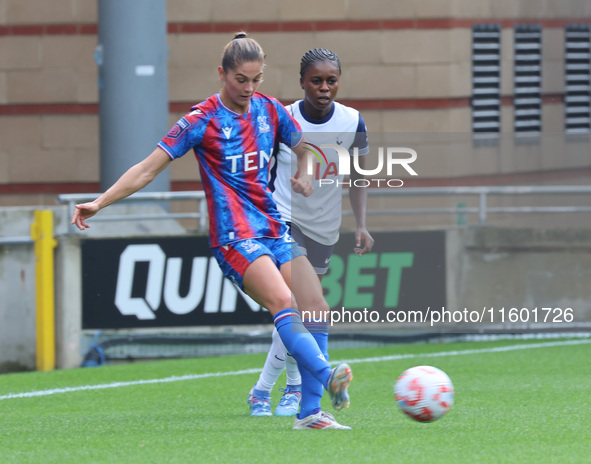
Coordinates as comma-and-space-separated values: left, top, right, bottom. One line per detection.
273, 309, 331, 395
298, 325, 328, 419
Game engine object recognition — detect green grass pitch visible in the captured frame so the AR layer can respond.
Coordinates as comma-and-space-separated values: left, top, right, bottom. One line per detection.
1, 337, 589, 463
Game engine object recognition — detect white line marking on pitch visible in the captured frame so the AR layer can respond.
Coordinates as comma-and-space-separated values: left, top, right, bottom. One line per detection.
1, 339, 589, 401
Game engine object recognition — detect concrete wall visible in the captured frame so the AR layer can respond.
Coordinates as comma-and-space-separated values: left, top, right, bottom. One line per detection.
0, 205, 192, 372
0, 206, 67, 372
0, 241, 35, 371
2, 203, 590, 371
447, 227, 591, 323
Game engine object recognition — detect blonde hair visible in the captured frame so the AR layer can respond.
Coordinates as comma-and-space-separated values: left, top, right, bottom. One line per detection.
221, 32, 265, 72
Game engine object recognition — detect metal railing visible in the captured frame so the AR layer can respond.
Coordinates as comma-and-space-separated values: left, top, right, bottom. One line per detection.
0, 236, 33, 245
56, 191, 208, 235
1, 185, 590, 243
351, 185, 591, 225
51, 185, 591, 235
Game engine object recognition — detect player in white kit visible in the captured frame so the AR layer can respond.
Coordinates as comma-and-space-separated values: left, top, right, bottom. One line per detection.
247, 49, 374, 429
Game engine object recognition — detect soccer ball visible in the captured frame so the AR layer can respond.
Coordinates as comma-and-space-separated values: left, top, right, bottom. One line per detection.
394, 365, 454, 422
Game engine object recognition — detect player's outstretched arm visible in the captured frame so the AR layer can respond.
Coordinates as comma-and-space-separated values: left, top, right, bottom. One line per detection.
71, 147, 172, 230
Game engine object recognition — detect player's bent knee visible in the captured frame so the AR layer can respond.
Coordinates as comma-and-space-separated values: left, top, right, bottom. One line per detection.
263, 294, 294, 315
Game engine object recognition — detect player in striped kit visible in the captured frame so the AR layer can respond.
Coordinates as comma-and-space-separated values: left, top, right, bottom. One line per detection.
71, 34, 353, 430
247, 49, 374, 430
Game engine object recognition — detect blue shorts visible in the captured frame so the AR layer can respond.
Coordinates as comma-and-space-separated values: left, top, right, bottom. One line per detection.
288, 222, 335, 275
211, 232, 305, 290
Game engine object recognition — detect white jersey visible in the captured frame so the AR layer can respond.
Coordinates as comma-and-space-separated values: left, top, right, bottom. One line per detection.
270, 100, 369, 246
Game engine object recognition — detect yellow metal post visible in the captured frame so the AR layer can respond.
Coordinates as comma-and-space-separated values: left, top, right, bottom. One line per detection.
30, 210, 57, 371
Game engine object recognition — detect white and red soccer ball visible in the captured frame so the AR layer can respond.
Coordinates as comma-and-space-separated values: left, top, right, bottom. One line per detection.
394, 365, 454, 422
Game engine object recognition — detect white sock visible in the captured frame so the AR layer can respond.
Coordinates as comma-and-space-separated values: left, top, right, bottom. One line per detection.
285, 350, 302, 386
254, 328, 287, 392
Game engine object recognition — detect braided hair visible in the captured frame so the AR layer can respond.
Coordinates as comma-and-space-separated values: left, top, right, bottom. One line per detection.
299, 48, 341, 78
221, 32, 266, 72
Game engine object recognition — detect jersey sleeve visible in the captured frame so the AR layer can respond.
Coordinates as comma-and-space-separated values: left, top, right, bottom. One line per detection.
351, 113, 370, 156
274, 100, 303, 148
158, 110, 208, 160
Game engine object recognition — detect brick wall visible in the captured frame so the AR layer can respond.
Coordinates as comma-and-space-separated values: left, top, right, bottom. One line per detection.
0, 0, 590, 206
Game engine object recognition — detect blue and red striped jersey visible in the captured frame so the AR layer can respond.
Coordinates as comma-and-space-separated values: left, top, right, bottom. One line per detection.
158, 92, 302, 247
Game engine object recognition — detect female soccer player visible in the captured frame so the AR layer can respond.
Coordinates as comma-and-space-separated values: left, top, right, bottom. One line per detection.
247, 49, 374, 428
71, 34, 352, 430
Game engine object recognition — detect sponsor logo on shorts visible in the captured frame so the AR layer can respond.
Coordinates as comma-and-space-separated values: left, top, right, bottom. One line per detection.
241, 239, 261, 254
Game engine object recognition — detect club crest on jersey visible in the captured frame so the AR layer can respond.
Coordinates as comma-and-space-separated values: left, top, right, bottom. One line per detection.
167, 117, 190, 139
257, 116, 270, 134
241, 239, 261, 254
222, 126, 233, 139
